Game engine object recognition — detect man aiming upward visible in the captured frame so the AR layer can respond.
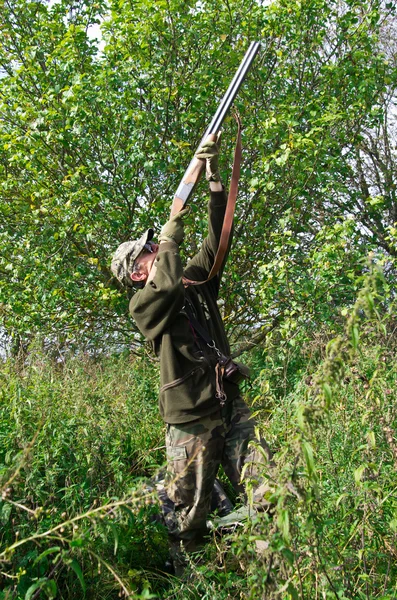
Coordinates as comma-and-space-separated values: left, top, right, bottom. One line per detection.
111, 141, 273, 575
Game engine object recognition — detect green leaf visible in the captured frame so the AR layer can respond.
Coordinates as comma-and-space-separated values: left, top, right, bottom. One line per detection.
45, 580, 57, 599
389, 519, 397, 533
365, 292, 375, 311
1, 502, 12, 525
287, 582, 299, 600
296, 404, 307, 431
354, 464, 366, 484
351, 326, 359, 350
108, 522, 119, 555
70, 538, 84, 547
32, 547, 61, 567
277, 509, 290, 543
336, 493, 348, 507
322, 383, 333, 406
25, 579, 56, 600
281, 547, 295, 566
302, 441, 315, 477
119, 504, 136, 523
69, 559, 86, 594
367, 430, 376, 449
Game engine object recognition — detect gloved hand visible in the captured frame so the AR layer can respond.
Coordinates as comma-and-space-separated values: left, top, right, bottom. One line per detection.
195, 141, 220, 181
158, 207, 190, 245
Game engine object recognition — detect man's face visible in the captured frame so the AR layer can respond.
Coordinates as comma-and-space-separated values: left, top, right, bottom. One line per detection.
130, 241, 159, 284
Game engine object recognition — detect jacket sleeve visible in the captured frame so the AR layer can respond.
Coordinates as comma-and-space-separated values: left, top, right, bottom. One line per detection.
129, 241, 185, 341
183, 187, 232, 296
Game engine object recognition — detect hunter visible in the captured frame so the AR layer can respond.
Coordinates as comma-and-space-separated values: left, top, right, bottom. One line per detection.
111, 141, 273, 575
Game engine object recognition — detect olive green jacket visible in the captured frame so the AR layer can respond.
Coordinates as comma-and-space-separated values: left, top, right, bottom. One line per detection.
129, 188, 239, 424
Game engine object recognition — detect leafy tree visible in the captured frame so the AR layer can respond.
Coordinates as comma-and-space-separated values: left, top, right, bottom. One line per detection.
0, 0, 395, 354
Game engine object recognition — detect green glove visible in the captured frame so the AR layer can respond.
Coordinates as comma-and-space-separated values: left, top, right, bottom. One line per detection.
195, 141, 220, 181
159, 207, 190, 245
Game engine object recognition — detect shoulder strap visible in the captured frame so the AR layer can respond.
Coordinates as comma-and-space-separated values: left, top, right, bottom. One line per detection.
183, 112, 242, 287
188, 311, 215, 347
183, 299, 223, 355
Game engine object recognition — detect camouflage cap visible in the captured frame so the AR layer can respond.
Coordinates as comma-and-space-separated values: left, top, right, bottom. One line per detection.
111, 228, 154, 287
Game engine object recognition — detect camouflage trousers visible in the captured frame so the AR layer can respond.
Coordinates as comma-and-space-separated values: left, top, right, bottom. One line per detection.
164, 395, 273, 566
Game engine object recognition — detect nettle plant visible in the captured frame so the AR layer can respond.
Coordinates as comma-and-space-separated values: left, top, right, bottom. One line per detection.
228, 262, 397, 600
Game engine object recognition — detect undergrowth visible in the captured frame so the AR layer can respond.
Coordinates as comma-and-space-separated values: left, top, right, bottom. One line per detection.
1, 263, 396, 599
164, 262, 397, 599
0, 353, 167, 599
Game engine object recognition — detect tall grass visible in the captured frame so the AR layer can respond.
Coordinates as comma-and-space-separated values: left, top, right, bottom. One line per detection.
1, 265, 396, 599
164, 265, 397, 599
0, 351, 168, 599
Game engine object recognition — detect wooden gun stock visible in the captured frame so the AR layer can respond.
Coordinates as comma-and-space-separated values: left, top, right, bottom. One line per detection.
171, 133, 218, 216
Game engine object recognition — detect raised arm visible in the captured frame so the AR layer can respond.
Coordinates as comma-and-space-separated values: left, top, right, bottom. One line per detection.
183, 179, 232, 296
129, 211, 189, 340
129, 241, 185, 341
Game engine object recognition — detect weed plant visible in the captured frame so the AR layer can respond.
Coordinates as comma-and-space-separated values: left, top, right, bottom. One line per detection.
0, 351, 168, 599
164, 263, 397, 599
1, 264, 396, 599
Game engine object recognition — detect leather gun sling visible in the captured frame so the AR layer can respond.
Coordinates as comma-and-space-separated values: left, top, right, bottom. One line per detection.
183, 113, 242, 287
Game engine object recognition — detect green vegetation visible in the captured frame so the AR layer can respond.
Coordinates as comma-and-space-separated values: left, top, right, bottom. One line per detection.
1, 266, 396, 598
0, 351, 167, 598
1, 0, 397, 597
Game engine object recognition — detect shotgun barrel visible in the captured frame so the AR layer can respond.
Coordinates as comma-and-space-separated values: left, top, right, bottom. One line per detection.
171, 42, 261, 215
201, 41, 261, 141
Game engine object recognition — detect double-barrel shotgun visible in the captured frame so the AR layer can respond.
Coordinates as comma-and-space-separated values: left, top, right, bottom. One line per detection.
170, 41, 261, 216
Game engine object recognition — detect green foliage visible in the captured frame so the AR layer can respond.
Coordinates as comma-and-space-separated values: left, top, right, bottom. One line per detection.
1, 0, 397, 597
164, 263, 397, 599
1, 0, 396, 352
0, 352, 167, 599
1, 266, 396, 599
